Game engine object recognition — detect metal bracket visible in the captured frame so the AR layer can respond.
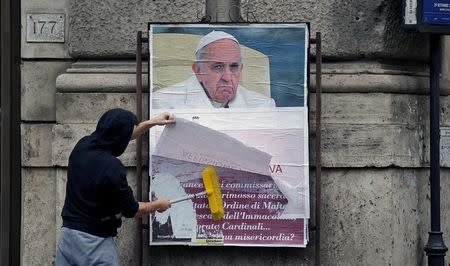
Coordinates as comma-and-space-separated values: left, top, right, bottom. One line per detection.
136, 30, 146, 266
137, 29, 323, 266
309, 32, 322, 266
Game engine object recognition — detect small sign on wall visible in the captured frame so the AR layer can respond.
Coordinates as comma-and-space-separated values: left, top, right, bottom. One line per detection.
422, 0, 450, 24
403, 0, 450, 32
440, 127, 450, 166
26, 14, 65, 43
404, 0, 418, 25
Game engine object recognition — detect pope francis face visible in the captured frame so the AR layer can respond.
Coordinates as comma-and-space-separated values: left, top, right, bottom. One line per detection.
192, 39, 243, 104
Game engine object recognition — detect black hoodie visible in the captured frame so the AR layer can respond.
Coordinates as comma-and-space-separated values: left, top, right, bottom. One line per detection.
61, 108, 139, 237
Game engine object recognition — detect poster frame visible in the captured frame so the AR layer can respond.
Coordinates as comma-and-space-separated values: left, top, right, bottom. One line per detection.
143, 22, 313, 248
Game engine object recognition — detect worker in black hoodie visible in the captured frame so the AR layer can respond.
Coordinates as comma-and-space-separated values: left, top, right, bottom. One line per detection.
56, 108, 175, 266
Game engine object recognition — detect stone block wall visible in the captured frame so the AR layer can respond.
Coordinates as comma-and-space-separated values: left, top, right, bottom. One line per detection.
20, 0, 450, 265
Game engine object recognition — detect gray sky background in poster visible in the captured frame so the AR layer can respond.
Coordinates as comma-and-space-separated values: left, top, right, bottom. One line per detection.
152, 25, 307, 107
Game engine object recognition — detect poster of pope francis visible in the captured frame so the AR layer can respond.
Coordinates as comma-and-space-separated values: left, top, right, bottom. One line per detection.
148, 24, 310, 247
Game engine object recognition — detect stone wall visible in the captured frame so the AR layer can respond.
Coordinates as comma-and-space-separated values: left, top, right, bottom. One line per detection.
20, 0, 450, 265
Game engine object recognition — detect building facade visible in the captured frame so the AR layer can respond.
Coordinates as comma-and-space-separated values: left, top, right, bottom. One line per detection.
13, 0, 450, 265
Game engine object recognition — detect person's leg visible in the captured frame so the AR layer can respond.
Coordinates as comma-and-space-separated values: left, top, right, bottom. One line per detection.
88, 237, 119, 266
55, 227, 118, 266
55, 227, 74, 266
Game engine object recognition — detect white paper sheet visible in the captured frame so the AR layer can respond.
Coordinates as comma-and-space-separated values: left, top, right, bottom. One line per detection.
153, 117, 272, 176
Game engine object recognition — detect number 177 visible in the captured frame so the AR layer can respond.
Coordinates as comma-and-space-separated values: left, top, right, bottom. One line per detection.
33, 20, 57, 34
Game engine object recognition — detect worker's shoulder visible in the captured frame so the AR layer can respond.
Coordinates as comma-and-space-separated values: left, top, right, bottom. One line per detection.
101, 157, 127, 185
99, 155, 124, 174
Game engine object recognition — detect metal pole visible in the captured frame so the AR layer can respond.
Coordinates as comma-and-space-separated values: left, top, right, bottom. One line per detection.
1, 0, 21, 264
424, 33, 448, 266
136, 31, 143, 266
314, 32, 322, 266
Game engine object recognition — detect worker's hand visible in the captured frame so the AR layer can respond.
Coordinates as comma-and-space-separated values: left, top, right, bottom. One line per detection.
130, 112, 175, 140
154, 198, 171, 213
136, 199, 171, 217
151, 112, 175, 126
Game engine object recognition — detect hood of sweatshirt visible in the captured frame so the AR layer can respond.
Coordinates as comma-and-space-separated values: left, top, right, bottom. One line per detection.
89, 108, 137, 157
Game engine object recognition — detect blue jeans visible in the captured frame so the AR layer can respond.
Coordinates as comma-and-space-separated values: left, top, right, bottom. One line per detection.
56, 227, 118, 266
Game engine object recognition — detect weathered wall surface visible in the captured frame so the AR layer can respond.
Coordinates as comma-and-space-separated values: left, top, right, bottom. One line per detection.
68, 0, 427, 60
69, 0, 206, 57
247, 0, 428, 60
20, 0, 450, 265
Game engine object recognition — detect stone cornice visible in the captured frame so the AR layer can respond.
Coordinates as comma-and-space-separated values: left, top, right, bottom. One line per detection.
56, 60, 450, 94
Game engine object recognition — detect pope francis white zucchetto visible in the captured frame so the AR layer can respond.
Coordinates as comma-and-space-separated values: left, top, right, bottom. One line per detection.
195, 30, 240, 55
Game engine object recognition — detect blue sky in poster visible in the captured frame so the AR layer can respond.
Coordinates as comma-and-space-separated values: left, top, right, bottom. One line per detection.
152, 25, 308, 107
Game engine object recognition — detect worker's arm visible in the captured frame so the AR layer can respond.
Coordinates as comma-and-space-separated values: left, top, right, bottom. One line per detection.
135, 198, 171, 217
131, 112, 175, 140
